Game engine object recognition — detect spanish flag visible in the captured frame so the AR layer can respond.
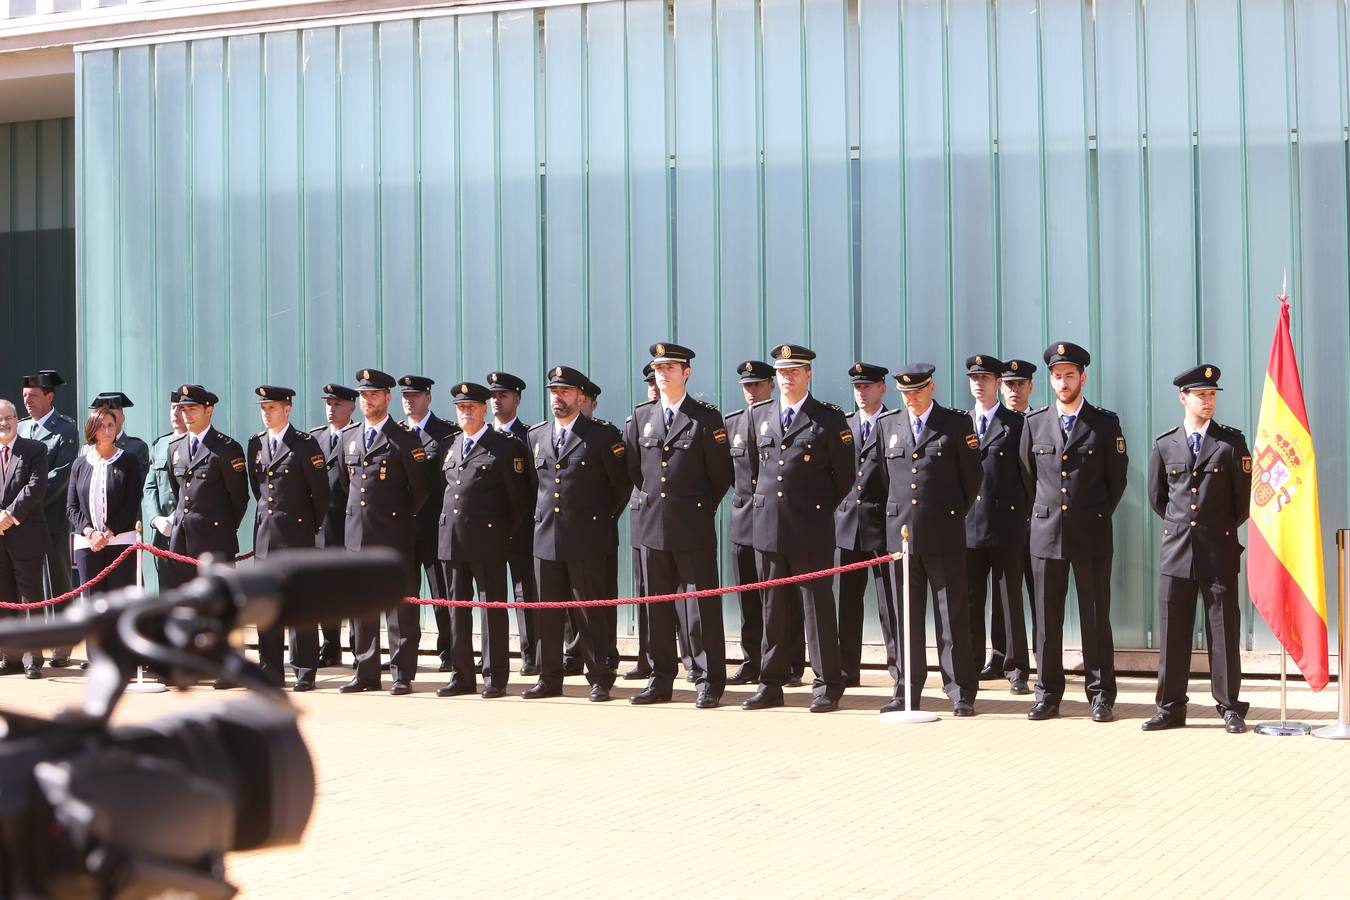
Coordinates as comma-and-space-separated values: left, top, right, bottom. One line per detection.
1248, 296, 1329, 690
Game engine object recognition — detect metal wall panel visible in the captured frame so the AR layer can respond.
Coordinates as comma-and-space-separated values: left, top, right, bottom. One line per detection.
77, 0, 1350, 651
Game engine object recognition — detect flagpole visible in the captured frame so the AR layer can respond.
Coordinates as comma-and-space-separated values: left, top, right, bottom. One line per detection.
880, 526, 938, 725
124, 523, 167, 695
1313, 529, 1350, 739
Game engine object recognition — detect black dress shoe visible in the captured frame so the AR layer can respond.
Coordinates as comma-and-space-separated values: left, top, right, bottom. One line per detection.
562, 660, 584, 676
519, 665, 540, 677
521, 682, 562, 699
317, 642, 340, 667
49, 655, 71, 669
1141, 712, 1185, 731
844, 677, 862, 688
952, 702, 975, 717
589, 685, 612, 702
727, 667, 759, 686
621, 667, 650, 681
1091, 701, 1115, 723
785, 674, 805, 688
481, 686, 507, 699
695, 693, 721, 709
293, 681, 315, 693
339, 678, 381, 694
741, 688, 784, 710
437, 660, 453, 673
629, 687, 672, 705
685, 672, 697, 684
1009, 678, 1031, 695
380, 662, 391, 671
212, 677, 237, 690
977, 664, 1001, 681
436, 681, 476, 697
879, 697, 919, 714
389, 681, 412, 696
1027, 700, 1060, 720
809, 696, 839, 713
25, 666, 43, 680
1224, 710, 1247, 734
0, 663, 22, 676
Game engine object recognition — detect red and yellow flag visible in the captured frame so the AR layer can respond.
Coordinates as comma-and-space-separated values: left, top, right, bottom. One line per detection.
1247, 296, 1329, 690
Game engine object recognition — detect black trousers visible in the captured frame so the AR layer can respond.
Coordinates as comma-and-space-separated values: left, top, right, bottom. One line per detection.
986, 541, 1037, 673
0, 548, 46, 669
509, 551, 538, 669
732, 542, 763, 674
563, 549, 621, 671
967, 545, 1030, 681
837, 546, 896, 683
535, 556, 614, 690
423, 556, 453, 664
889, 550, 977, 707
630, 546, 652, 676
443, 558, 511, 690
351, 555, 422, 684
1032, 554, 1116, 705
641, 547, 726, 695
1155, 572, 1248, 718
46, 525, 75, 658
259, 622, 319, 687
756, 548, 843, 700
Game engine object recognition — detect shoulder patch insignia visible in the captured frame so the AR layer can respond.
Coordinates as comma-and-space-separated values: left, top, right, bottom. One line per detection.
311, 454, 325, 469
1242, 455, 1252, 474
612, 442, 625, 458
514, 457, 525, 473
230, 458, 245, 472
733, 433, 744, 448
595, 417, 612, 427
840, 430, 854, 444
713, 428, 728, 444
965, 433, 979, 449
411, 448, 427, 462
1116, 436, 1126, 454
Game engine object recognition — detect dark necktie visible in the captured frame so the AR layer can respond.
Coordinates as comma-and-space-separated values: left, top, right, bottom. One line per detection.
555, 428, 567, 452
364, 429, 375, 450
912, 417, 922, 438
329, 432, 338, 451
190, 436, 199, 458
977, 413, 987, 436
1188, 432, 1201, 458
271, 437, 280, 457
665, 407, 674, 430
861, 419, 871, 444
1060, 414, 1075, 437
463, 437, 475, 457
1, 445, 9, 478
782, 408, 794, 431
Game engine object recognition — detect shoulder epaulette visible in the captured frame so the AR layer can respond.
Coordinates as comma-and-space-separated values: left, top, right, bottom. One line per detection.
821, 401, 844, 412
295, 430, 317, 442
876, 409, 900, 420
1026, 406, 1049, 417
1154, 425, 1179, 441
624, 415, 633, 424
1095, 406, 1119, 418
750, 398, 775, 409
723, 408, 745, 419
844, 410, 857, 420
255, 430, 267, 438
690, 397, 718, 411
308, 424, 327, 435
634, 399, 657, 410
154, 431, 175, 443
1211, 421, 1241, 435
528, 421, 549, 433
594, 417, 612, 427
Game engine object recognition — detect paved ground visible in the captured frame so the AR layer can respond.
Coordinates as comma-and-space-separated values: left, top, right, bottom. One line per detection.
3, 657, 1348, 897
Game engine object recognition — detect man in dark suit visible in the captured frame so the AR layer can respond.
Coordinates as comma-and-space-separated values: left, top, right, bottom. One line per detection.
0, 398, 50, 678
143, 391, 189, 590
90, 392, 152, 473
1143, 364, 1251, 734
835, 362, 896, 688
522, 366, 631, 702
986, 358, 1039, 681
18, 370, 78, 668
1019, 342, 1128, 722
487, 371, 541, 677
577, 379, 624, 675
963, 355, 1032, 695
246, 386, 330, 691
436, 382, 532, 699
624, 343, 734, 708
309, 383, 358, 666
875, 364, 982, 715
743, 343, 854, 713
399, 375, 461, 673
337, 369, 435, 696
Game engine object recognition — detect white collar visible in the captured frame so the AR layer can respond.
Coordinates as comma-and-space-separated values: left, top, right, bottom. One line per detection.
908, 403, 934, 429
463, 423, 490, 444
779, 395, 808, 419
973, 400, 1001, 419
188, 425, 214, 442
365, 417, 389, 434
33, 409, 54, 429
407, 412, 431, 431
553, 413, 579, 432
1055, 397, 1085, 418
1185, 420, 1212, 440
267, 423, 291, 441
495, 417, 519, 433
85, 446, 124, 465
858, 406, 884, 427
660, 393, 687, 416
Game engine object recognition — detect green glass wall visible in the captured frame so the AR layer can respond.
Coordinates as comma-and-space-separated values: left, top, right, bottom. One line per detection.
77, 0, 1350, 651
1, 118, 77, 415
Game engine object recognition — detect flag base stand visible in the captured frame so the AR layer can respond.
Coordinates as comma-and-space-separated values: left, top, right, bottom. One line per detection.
124, 529, 167, 695
1313, 531, 1350, 741
879, 709, 940, 724
1312, 722, 1350, 739
1255, 720, 1312, 736
879, 533, 939, 727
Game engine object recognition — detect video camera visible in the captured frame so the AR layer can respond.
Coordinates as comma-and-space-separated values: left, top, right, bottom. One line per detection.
0, 548, 405, 899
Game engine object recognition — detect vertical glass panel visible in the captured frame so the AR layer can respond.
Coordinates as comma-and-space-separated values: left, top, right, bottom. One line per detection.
116, 47, 156, 434
498, 9, 543, 400
626, 0, 672, 350
378, 20, 421, 377
80, 52, 119, 397
226, 35, 265, 442
857, 0, 904, 366
9, 121, 39, 388
263, 31, 304, 399
543, 5, 586, 369
153, 43, 192, 408
458, 14, 501, 383
338, 25, 380, 369
191, 39, 230, 400
672, 0, 717, 363
301, 28, 343, 391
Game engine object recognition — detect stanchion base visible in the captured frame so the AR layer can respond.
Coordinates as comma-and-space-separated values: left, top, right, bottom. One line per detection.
124, 681, 168, 694
1312, 723, 1350, 740
1254, 720, 1312, 736
879, 710, 940, 724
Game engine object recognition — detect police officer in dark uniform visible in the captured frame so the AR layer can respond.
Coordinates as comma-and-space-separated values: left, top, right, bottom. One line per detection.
437, 382, 532, 699
743, 343, 854, 713
985, 358, 1038, 680
337, 369, 434, 696
835, 362, 897, 688
1019, 342, 1128, 722
246, 386, 330, 691
1143, 364, 1251, 734
874, 364, 982, 715
487, 371, 541, 677
399, 375, 461, 673
309, 383, 358, 666
143, 391, 189, 590
622, 364, 659, 682
725, 361, 771, 685
578, 378, 624, 675
522, 365, 631, 701
624, 343, 734, 708
963, 355, 1032, 695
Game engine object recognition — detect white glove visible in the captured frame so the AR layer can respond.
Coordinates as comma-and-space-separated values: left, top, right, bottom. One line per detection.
152, 516, 172, 537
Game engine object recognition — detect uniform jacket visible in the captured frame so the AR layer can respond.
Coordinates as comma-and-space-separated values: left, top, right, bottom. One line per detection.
834, 406, 889, 552
500, 418, 536, 558
247, 425, 331, 558
875, 403, 981, 555
141, 432, 180, 547
438, 427, 532, 563
336, 418, 434, 555
1019, 401, 1129, 560
724, 407, 756, 547
409, 412, 461, 563
964, 404, 1031, 549
66, 451, 144, 538
528, 413, 631, 562
18, 412, 77, 534
624, 396, 734, 553
1148, 421, 1250, 579
0, 436, 49, 560
308, 424, 349, 549
747, 395, 854, 556
166, 428, 250, 558
116, 433, 152, 476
